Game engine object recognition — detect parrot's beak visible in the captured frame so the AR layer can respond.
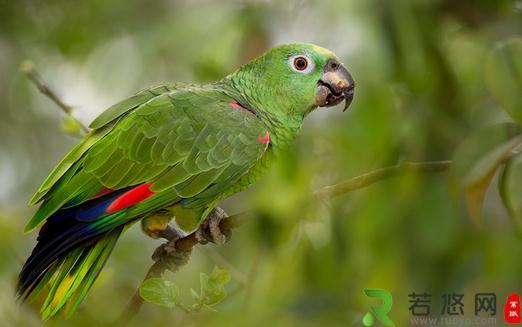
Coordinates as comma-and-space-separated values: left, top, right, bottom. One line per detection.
316, 59, 355, 111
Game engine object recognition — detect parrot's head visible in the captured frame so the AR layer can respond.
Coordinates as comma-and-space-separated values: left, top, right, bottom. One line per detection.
227, 42, 355, 123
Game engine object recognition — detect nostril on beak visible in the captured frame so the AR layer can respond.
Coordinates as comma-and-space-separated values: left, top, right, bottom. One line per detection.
337, 80, 348, 90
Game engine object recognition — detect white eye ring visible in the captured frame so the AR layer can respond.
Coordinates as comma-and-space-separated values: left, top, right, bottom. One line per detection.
289, 54, 315, 74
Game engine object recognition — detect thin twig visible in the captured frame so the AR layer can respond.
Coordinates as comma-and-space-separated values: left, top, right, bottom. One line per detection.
123, 266, 160, 320
21, 61, 90, 134
314, 160, 452, 200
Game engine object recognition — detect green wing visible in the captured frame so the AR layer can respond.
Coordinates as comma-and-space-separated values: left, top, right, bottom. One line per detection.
26, 85, 269, 232
29, 83, 181, 207
88, 83, 184, 129
22, 83, 270, 319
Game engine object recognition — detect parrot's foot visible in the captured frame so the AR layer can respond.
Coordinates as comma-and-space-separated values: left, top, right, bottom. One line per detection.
195, 207, 231, 245
141, 209, 187, 240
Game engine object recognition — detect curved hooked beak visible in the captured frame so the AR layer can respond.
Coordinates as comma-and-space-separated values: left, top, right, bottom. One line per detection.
316, 59, 355, 111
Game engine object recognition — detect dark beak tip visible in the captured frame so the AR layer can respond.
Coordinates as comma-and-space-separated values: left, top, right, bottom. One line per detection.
342, 89, 354, 112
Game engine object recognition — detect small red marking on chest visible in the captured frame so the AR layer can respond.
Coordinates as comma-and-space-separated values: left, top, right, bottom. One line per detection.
228, 102, 255, 116
258, 131, 270, 144
106, 182, 156, 213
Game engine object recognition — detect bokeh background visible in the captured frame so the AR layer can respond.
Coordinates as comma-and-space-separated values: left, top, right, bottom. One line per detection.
0, 0, 521, 326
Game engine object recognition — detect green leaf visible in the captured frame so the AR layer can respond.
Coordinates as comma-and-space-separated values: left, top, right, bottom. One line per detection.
199, 266, 231, 306
499, 153, 522, 230
485, 37, 522, 124
203, 304, 219, 312
190, 288, 200, 303
453, 123, 522, 223
61, 115, 82, 135
139, 278, 179, 308
465, 136, 522, 223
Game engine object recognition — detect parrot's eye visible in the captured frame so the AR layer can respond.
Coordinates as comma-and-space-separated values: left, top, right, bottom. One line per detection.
294, 57, 308, 70
289, 55, 315, 74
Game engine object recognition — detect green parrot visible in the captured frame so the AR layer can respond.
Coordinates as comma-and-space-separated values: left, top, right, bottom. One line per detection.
17, 43, 354, 319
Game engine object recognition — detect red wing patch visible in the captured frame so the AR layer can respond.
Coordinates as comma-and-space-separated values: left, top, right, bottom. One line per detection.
106, 182, 156, 213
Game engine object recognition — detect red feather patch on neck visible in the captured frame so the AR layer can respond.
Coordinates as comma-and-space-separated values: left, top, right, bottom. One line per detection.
258, 131, 270, 144
228, 102, 256, 116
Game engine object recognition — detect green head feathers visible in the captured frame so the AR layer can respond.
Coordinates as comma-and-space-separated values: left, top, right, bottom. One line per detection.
225, 42, 355, 127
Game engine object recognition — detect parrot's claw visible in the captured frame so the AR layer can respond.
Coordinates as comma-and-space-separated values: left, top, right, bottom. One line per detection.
141, 209, 188, 240
159, 222, 187, 240
195, 207, 231, 245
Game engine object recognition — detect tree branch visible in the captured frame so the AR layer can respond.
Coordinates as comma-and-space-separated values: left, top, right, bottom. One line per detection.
21, 61, 90, 134
122, 160, 452, 319
314, 160, 452, 200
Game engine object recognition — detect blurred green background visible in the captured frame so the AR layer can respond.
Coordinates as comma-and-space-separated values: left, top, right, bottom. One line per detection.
0, 0, 521, 326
